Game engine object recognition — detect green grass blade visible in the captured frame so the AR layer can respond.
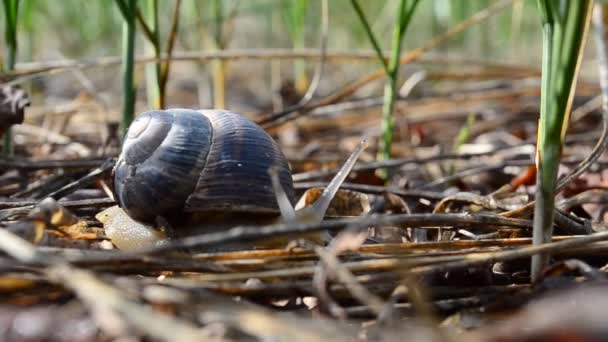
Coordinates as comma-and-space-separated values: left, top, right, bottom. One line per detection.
144, 0, 162, 109
210, 0, 226, 108
282, 0, 309, 93
350, 0, 389, 74
116, 0, 137, 138
380, 0, 419, 163
2, 0, 20, 157
114, 0, 129, 21
350, 0, 418, 169
531, 0, 592, 281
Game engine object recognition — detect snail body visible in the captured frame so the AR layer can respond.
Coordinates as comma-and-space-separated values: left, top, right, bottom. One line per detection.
113, 109, 294, 227
107, 108, 366, 250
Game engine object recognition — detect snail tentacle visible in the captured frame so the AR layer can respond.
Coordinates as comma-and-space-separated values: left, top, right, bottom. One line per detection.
293, 138, 368, 224
269, 166, 297, 222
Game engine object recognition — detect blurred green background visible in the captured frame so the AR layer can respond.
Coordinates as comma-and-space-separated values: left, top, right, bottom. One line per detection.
2, 1, 542, 62
1, 0, 594, 115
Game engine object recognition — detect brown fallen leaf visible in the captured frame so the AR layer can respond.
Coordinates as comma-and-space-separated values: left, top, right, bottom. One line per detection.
510, 165, 537, 190
295, 188, 371, 216
28, 198, 106, 241
54, 220, 106, 240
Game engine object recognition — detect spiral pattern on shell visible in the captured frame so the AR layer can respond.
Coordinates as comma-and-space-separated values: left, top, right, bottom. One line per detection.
113, 109, 294, 225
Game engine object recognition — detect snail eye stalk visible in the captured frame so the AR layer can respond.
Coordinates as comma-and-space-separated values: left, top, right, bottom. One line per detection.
290, 138, 368, 225
269, 166, 297, 223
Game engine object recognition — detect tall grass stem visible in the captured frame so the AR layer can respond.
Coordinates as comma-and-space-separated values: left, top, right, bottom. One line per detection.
351, 0, 419, 167
2, 0, 19, 157
116, 0, 137, 138
144, 0, 162, 109
531, 0, 592, 281
211, 0, 226, 108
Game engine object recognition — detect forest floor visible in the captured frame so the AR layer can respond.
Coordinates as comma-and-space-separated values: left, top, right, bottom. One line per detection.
1, 43, 608, 341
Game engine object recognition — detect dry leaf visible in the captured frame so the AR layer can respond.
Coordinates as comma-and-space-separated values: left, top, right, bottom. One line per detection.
295, 188, 370, 216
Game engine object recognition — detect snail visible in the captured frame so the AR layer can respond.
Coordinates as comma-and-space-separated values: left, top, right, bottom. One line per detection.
101, 108, 366, 250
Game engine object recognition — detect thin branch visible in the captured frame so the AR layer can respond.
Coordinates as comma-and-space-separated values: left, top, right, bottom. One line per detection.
142, 213, 532, 253
292, 144, 528, 182
315, 245, 386, 317
411, 231, 608, 278
0, 228, 215, 341
6, 50, 540, 82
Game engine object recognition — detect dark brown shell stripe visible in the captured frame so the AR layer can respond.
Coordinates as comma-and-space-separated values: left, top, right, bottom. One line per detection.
184, 110, 295, 213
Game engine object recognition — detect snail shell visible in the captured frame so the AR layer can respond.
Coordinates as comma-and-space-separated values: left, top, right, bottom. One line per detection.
113, 109, 294, 226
